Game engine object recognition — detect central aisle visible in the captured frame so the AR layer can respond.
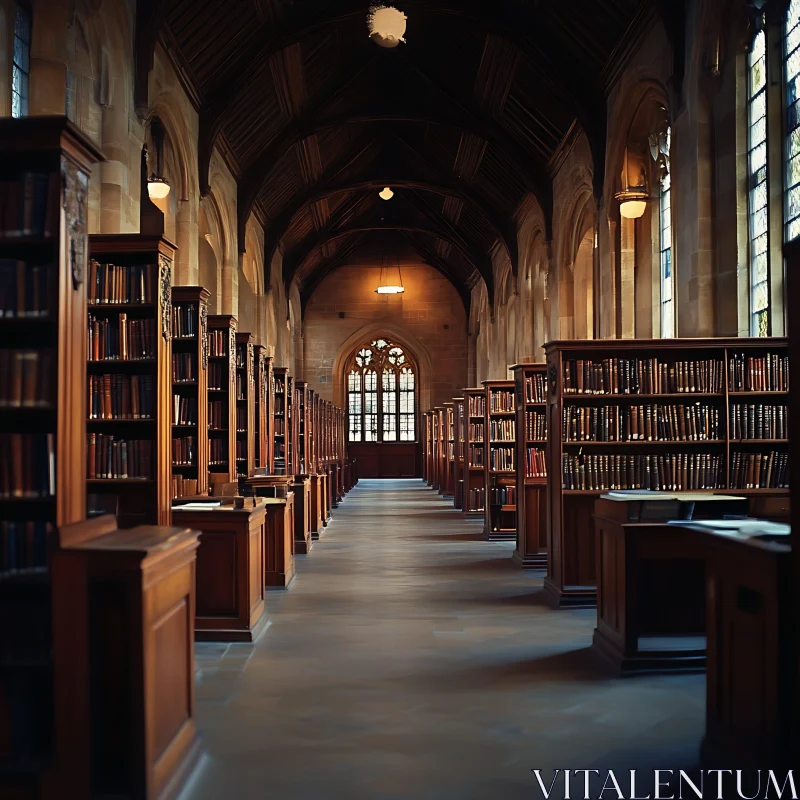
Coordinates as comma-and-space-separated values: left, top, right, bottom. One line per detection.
184, 479, 703, 800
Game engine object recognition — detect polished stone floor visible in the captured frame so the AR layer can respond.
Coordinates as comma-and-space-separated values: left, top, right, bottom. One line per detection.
182, 479, 704, 800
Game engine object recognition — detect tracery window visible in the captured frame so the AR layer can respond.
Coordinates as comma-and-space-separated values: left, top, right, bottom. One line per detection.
347, 338, 416, 442
659, 129, 675, 338
749, 28, 770, 336
785, 0, 800, 242
12, 3, 31, 119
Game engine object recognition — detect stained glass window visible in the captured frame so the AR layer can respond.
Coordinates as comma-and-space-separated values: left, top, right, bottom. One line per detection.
346, 339, 416, 442
12, 4, 31, 119
749, 29, 770, 336
786, 0, 800, 241
659, 130, 675, 338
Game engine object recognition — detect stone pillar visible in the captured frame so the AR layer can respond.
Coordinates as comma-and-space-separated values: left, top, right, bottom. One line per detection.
29, 0, 69, 116
220, 257, 238, 318
174, 201, 198, 285
619, 216, 636, 339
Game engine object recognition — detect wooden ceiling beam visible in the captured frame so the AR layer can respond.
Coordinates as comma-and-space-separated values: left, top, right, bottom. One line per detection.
135, 0, 170, 112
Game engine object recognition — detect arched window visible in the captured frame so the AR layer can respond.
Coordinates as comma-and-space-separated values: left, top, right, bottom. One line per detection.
12, 3, 32, 118
785, 0, 800, 242
658, 128, 674, 338
347, 338, 416, 442
749, 27, 770, 336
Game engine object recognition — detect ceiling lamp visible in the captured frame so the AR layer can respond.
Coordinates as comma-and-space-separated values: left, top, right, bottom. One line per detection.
379, 186, 394, 200
615, 146, 647, 219
367, 4, 407, 48
147, 116, 171, 201
375, 252, 405, 294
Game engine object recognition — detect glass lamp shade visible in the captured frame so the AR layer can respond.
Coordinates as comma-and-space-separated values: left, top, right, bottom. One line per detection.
147, 177, 171, 200
379, 186, 394, 200
615, 188, 648, 219
368, 5, 407, 48
375, 285, 405, 294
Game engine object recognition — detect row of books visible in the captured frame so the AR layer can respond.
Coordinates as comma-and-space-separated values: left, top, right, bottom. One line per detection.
490, 486, 516, 505
275, 395, 286, 415
88, 260, 154, 305
561, 453, 724, 491
88, 315, 156, 361
489, 446, 514, 471
562, 404, 722, 443
209, 400, 228, 430
209, 329, 229, 357
489, 390, 515, 412
0, 260, 50, 317
0, 433, 54, 498
0, 521, 52, 575
0, 349, 51, 408
172, 436, 197, 466
468, 396, 485, 417
173, 352, 197, 383
729, 451, 788, 489
729, 353, 789, 393
209, 362, 227, 390
236, 347, 248, 369
172, 303, 199, 338
525, 411, 547, 441
275, 418, 286, 436
87, 434, 153, 479
562, 358, 725, 395
173, 395, 197, 426
171, 475, 198, 499
89, 374, 154, 419
236, 373, 247, 400
469, 445, 485, 467
525, 447, 547, 479
236, 440, 248, 461
0, 172, 59, 238
729, 404, 788, 440
209, 439, 228, 465
525, 374, 546, 403
468, 422, 484, 442
467, 487, 485, 512
236, 407, 248, 431
489, 419, 515, 441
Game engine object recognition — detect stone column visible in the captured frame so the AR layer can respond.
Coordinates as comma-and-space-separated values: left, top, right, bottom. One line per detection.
174, 201, 198, 285
29, 0, 69, 116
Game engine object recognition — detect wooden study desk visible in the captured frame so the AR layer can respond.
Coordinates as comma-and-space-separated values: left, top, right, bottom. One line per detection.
592, 494, 748, 676
172, 498, 268, 642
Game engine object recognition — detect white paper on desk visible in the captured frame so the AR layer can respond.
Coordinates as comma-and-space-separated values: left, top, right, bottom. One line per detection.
176, 502, 223, 510
668, 519, 790, 536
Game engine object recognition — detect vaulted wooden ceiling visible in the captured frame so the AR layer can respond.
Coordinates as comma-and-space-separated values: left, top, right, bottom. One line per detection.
158, 0, 657, 311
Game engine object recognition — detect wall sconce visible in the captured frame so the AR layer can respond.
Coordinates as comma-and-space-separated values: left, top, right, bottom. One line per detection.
615, 146, 648, 219
379, 186, 394, 200
147, 117, 171, 200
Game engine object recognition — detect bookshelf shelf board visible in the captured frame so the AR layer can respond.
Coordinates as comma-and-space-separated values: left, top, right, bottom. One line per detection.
732, 439, 789, 444
208, 388, 227, 393
561, 392, 725, 401
87, 359, 157, 369
526, 402, 547, 407
489, 469, 515, 474
209, 461, 229, 466
86, 478, 154, 485
173, 380, 198, 386
171, 463, 196, 469
524, 478, 548, 485
527, 439, 548, 444
88, 418, 155, 424
561, 439, 726, 446
171, 424, 197, 429
209, 355, 228, 361
468, 466, 484, 471
88, 303, 156, 311
209, 428, 229, 433
728, 391, 789, 397
173, 335, 197, 341
492, 527, 516, 533
490, 410, 516, 416
490, 440, 515, 444
491, 504, 517, 512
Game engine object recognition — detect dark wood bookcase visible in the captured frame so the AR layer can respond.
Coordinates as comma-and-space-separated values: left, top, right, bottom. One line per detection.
253, 345, 274, 472
544, 337, 790, 608
0, 116, 102, 789
296, 380, 309, 476
171, 286, 210, 499
483, 380, 516, 540
512, 364, 548, 568
444, 402, 455, 498
207, 314, 237, 485
463, 388, 486, 517
423, 411, 432, 485
235, 332, 255, 479
453, 397, 465, 509
272, 367, 289, 474
86, 233, 175, 528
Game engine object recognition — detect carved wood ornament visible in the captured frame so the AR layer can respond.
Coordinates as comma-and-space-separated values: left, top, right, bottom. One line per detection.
63, 157, 89, 291
200, 304, 209, 370
158, 254, 172, 341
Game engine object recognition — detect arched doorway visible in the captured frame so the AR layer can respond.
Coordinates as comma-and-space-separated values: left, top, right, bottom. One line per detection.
344, 337, 419, 478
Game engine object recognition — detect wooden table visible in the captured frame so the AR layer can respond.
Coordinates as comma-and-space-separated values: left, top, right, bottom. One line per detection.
263, 494, 295, 588
172, 499, 268, 642
291, 475, 312, 554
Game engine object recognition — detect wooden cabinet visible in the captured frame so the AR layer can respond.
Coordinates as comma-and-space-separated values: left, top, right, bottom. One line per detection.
253, 346, 274, 472
453, 397, 465, 509
291, 476, 312, 554
172, 499, 268, 642
463, 388, 486, 518
234, 332, 255, 479
207, 315, 237, 486
483, 380, 516, 540
264, 495, 295, 589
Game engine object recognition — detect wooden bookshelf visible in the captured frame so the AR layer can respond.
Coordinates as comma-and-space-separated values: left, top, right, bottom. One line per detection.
423, 411, 432, 485
296, 380, 309, 476
207, 314, 237, 486
273, 367, 289, 474
512, 364, 548, 568
0, 116, 103, 790
235, 332, 255, 479
171, 286, 210, 499
483, 380, 516, 541
443, 402, 455, 498
253, 345, 274, 472
308, 389, 324, 537
463, 388, 486, 517
86, 233, 175, 528
544, 338, 790, 609
453, 397, 465, 509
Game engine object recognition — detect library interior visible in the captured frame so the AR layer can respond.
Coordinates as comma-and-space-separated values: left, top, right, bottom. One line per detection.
1, 0, 799, 797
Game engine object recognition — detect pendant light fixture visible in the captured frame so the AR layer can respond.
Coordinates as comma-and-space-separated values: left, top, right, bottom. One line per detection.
147, 116, 171, 201
367, 4, 407, 48
375, 250, 405, 294
615, 146, 647, 219
379, 186, 394, 200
